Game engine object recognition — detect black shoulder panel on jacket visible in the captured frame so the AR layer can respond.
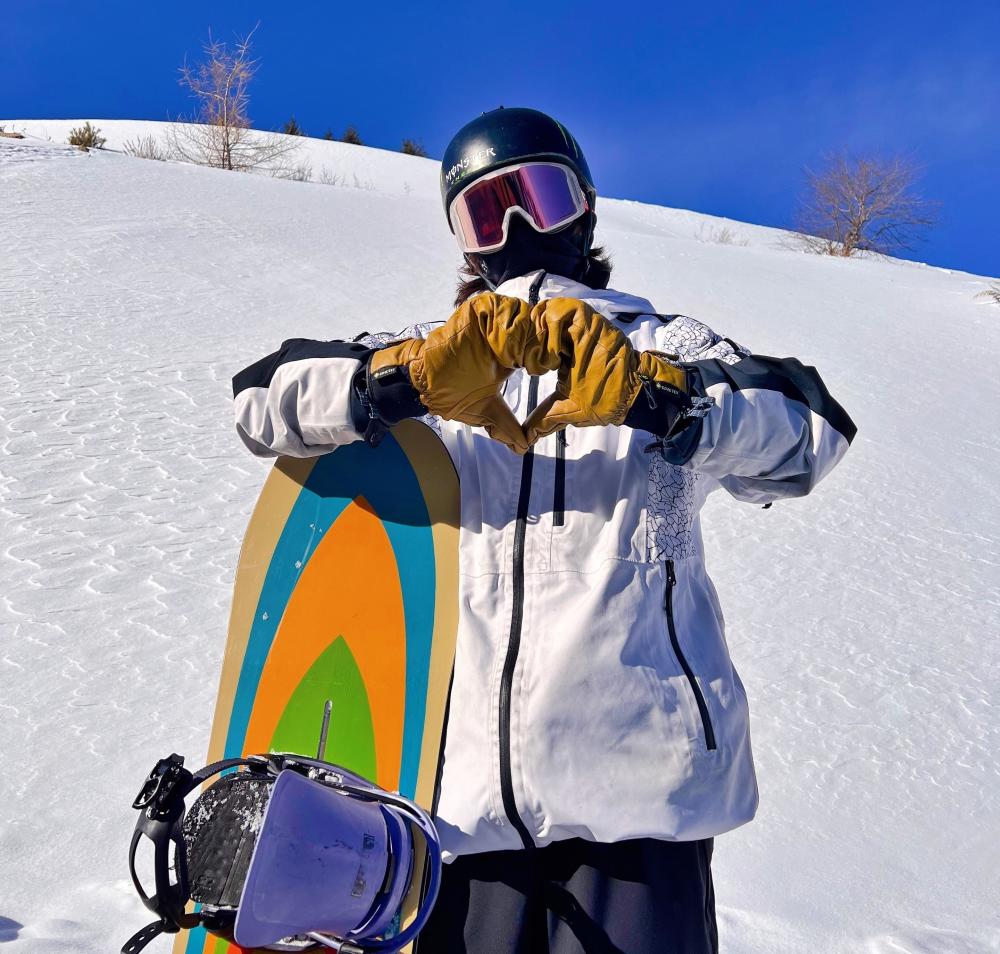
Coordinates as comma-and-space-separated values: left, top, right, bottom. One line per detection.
232, 339, 373, 398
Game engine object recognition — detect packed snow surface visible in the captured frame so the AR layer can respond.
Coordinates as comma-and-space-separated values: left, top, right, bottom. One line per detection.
1, 121, 997, 953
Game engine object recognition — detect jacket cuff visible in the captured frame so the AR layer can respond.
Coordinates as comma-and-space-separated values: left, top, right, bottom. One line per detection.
350, 354, 428, 445
369, 362, 427, 423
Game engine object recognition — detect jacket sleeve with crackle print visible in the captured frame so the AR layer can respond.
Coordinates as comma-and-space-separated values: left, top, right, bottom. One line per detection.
654, 317, 857, 505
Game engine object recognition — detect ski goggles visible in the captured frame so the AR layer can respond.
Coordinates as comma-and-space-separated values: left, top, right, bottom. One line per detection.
449, 161, 590, 254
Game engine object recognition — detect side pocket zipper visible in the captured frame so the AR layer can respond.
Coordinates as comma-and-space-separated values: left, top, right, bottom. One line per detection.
665, 559, 717, 750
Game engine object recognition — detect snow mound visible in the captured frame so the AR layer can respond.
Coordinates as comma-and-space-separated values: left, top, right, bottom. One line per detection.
1, 126, 998, 954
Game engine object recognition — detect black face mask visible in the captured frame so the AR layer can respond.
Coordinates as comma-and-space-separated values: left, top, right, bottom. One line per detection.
471, 213, 594, 290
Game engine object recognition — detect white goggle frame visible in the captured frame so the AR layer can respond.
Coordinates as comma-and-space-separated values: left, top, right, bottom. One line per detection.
448, 161, 589, 254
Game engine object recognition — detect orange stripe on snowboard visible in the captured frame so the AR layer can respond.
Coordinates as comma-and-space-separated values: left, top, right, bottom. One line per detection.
242, 497, 407, 789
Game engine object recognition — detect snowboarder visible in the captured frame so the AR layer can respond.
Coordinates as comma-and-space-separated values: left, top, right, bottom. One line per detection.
232, 106, 856, 953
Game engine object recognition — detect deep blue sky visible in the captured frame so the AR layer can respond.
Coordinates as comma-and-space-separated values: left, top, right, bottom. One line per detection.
4, 0, 998, 276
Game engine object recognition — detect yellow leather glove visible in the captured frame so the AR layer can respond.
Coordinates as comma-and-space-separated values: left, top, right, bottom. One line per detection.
369, 294, 684, 452
521, 297, 688, 445
370, 294, 537, 454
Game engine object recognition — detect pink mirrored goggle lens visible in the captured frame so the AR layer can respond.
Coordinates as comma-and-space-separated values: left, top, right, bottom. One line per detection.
450, 164, 588, 253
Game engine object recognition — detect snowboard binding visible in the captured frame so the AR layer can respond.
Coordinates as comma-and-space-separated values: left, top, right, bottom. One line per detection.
122, 751, 442, 954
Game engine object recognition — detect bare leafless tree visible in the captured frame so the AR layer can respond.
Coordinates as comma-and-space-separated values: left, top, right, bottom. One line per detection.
795, 153, 937, 257
167, 25, 299, 175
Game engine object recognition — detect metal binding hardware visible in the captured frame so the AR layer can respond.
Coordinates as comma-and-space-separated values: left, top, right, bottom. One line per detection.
132, 754, 192, 817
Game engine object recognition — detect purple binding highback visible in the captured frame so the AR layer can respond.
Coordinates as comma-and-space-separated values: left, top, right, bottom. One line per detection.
235, 769, 394, 947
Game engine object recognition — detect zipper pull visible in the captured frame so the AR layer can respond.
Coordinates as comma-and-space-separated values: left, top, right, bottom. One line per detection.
640, 375, 659, 409
666, 558, 676, 587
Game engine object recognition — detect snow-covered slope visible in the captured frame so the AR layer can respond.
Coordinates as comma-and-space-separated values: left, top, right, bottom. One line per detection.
1, 123, 997, 954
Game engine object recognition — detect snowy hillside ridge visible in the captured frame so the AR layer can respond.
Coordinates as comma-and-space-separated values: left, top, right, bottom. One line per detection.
5, 118, 995, 286
2, 130, 998, 954
1, 118, 441, 197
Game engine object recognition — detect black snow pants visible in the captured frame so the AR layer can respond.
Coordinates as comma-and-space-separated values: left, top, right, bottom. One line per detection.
416, 836, 718, 954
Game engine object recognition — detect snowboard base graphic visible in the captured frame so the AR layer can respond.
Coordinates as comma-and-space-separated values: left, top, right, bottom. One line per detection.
175, 420, 460, 954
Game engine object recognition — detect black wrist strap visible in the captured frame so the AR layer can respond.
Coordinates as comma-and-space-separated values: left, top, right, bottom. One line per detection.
368, 363, 427, 424
350, 353, 427, 447
623, 378, 692, 438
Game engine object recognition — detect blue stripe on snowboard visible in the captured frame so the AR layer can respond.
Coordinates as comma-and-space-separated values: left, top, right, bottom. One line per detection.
224, 433, 437, 799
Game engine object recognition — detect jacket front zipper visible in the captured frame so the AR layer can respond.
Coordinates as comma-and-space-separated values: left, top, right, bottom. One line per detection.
497, 277, 545, 849
665, 559, 717, 750
553, 429, 567, 527
498, 374, 538, 849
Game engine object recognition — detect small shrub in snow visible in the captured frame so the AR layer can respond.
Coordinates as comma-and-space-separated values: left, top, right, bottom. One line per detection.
342, 126, 363, 145
318, 166, 343, 186
123, 135, 168, 161
975, 283, 1000, 306
322, 129, 335, 141
68, 122, 106, 151
282, 115, 305, 136
401, 138, 427, 157
273, 160, 312, 182
696, 224, 748, 247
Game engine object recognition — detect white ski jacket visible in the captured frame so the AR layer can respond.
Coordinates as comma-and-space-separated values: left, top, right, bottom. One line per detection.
233, 270, 856, 860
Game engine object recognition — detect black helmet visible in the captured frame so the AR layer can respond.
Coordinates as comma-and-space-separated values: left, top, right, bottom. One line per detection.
440, 107, 597, 221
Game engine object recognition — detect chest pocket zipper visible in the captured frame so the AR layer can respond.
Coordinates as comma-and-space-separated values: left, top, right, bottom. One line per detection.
665, 559, 717, 750
553, 430, 567, 527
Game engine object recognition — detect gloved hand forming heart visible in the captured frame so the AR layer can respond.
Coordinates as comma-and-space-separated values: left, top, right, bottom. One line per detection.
520, 297, 689, 446
369, 293, 688, 453
370, 293, 539, 455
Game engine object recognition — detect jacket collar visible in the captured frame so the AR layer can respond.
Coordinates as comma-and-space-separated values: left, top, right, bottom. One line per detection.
494, 270, 656, 323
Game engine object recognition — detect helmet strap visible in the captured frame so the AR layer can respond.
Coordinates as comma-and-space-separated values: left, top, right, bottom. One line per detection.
476, 254, 498, 291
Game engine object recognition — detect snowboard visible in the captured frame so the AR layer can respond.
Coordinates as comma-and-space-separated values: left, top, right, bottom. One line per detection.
175, 419, 460, 954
